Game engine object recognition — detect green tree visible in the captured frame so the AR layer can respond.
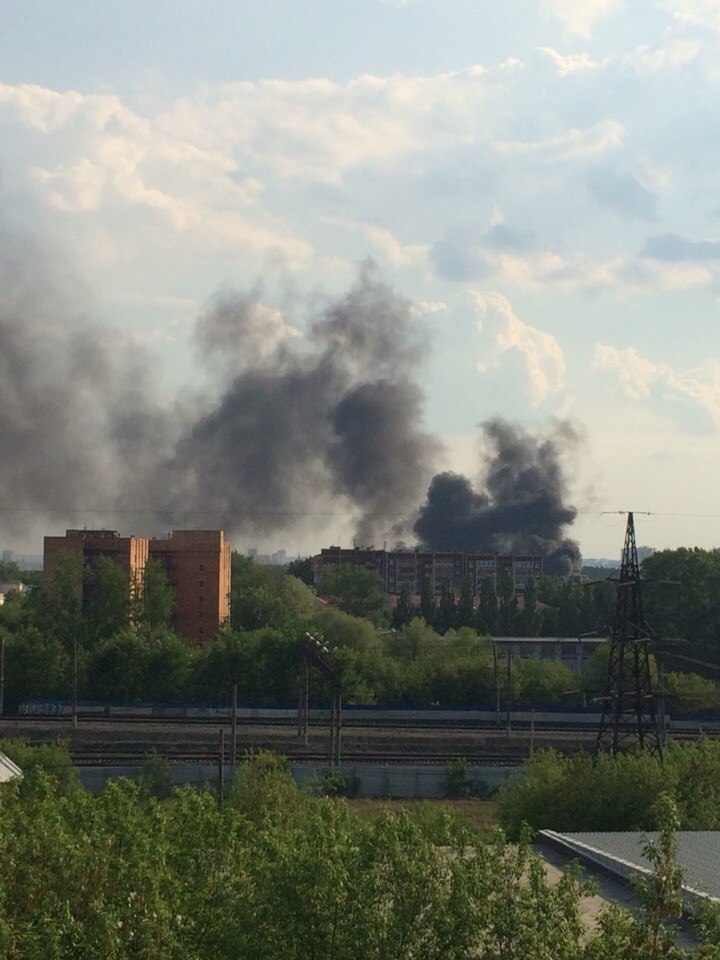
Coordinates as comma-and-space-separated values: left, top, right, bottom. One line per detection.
231, 553, 316, 632
435, 584, 457, 634
419, 575, 436, 624
286, 556, 315, 586
522, 578, 540, 636
664, 671, 720, 713
391, 581, 414, 629
314, 607, 380, 655
138, 558, 175, 630
498, 571, 520, 636
84, 556, 132, 645
2, 627, 70, 709
457, 575, 475, 628
476, 575, 499, 635
319, 562, 389, 626
386, 617, 440, 662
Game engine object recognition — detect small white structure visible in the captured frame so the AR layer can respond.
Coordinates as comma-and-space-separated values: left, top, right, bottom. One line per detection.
0, 581, 25, 605
0, 751, 23, 783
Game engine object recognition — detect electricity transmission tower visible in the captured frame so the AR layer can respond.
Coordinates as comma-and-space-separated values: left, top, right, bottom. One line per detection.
596, 512, 663, 759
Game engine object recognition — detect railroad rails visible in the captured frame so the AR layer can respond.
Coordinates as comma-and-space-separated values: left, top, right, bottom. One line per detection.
9, 704, 719, 737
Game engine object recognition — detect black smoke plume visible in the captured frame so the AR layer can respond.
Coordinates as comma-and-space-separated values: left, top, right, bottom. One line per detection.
149, 261, 438, 545
414, 418, 581, 574
0, 214, 579, 565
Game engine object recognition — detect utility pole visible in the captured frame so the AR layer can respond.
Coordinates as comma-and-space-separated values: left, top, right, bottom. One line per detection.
231, 683, 238, 766
0, 631, 5, 716
505, 652, 513, 738
529, 705, 535, 756
219, 728, 225, 805
596, 512, 662, 759
72, 633, 78, 728
493, 642, 501, 728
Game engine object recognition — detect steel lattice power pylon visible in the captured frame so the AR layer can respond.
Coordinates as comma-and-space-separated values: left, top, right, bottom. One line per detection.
596, 512, 663, 759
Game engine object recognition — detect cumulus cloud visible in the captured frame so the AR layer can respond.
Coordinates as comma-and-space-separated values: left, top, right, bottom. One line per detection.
538, 47, 602, 75
494, 119, 624, 161
669, 0, 720, 34
541, 0, 619, 37
473, 292, 566, 404
594, 343, 720, 431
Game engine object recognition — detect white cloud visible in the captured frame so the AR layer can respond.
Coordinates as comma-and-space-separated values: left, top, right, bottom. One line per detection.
541, 0, 619, 37
494, 119, 624, 161
538, 47, 602, 76
328, 217, 428, 266
472, 291, 566, 403
593, 343, 720, 429
629, 39, 700, 71
669, 0, 720, 34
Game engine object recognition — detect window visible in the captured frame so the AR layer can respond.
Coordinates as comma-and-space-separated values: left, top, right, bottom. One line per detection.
199, 580, 204, 588
199, 627, 204, 636
199, 563, 205, 572
199, 610, 204, 618
199, 595, 204, 604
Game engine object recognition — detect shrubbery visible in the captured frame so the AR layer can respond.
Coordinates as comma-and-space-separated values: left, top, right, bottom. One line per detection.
2, 745, 718, 959
498, 738, 720, 838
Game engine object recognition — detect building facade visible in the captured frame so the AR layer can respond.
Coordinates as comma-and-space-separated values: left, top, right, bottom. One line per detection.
149, 530, 231, 642
316, 547, 542, 596
492, 636, 605, 675
43, 528, 231, 642
44, 529, 148, 610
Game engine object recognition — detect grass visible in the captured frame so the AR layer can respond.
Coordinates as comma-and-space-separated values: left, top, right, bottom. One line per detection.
345, 798, 499, 836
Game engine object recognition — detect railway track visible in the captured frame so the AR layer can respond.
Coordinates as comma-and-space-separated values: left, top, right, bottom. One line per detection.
69, 750, 527, 766
6, 713, 716, 736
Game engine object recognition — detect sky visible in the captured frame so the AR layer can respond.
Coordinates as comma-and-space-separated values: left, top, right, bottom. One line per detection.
1, 0, 720, 559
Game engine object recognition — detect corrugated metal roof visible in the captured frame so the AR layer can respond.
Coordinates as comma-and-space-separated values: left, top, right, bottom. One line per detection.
540, 830, 720, 903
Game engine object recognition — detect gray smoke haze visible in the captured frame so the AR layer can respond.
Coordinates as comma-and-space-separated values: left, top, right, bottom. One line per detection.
0, 221, 172, 544
414, 418, 582, 575
0, 216, 580, 564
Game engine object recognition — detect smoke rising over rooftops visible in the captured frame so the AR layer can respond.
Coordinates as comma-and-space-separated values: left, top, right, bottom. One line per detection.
414, 419, 582, 574
0, 217, 580, 567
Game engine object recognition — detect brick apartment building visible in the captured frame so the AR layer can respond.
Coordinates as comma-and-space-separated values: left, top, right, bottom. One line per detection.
43, 529, 231, 642
316, 547, 542, 597
149, 530, 231, 643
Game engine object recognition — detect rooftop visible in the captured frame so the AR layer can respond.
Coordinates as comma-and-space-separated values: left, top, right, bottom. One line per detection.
541, 830, 720, 905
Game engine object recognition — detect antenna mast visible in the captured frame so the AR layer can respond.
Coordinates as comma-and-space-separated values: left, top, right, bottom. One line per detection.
596, 511, 663, 759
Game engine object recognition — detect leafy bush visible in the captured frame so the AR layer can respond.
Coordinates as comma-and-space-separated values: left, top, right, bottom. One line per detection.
316, 768, 361, 798
137, 748, 174, 800
1, 749, 719, 958
0, 738, 80, 796
499, 738, 720, 838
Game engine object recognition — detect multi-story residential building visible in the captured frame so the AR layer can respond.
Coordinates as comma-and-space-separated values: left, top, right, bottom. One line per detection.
44, 529, 148, 610
316, 547, 542, 596
149, 530, 231, 642
43, 528, 231, 641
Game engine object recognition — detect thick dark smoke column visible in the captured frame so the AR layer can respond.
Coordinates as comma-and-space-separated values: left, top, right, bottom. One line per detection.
414, 418, 581, 574
157, 262, 438, 545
